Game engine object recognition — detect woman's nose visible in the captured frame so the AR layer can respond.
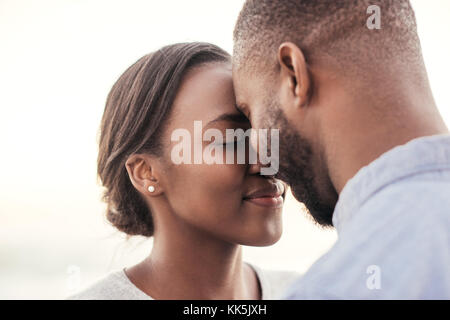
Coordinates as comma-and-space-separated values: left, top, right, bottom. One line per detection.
247, 152, 275, 177
246, 129, 276, 176
247, 160, 261, 175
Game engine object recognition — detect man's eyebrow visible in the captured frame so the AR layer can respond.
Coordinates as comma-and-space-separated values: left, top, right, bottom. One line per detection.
206, 112, 249, 127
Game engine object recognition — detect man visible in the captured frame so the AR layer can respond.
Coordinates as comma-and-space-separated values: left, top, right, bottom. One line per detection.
232, 0, 450, 299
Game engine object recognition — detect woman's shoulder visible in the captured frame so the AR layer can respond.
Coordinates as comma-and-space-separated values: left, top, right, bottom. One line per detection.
249, 263, 302, 300
66, 269, 152, 300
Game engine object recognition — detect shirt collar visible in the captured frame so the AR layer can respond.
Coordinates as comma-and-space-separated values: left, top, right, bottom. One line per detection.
332, 134, 450, 232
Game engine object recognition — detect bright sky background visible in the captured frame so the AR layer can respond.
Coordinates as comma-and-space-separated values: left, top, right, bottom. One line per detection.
0, 0, 449, 299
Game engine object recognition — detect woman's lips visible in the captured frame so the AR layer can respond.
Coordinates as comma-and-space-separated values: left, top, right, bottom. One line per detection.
243, 182, 285, 208
244, 195, 284, 208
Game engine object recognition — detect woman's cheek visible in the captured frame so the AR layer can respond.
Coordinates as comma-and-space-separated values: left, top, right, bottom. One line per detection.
202, 161, 244, 190
190, 163, 244, 215
166, 160, 245, 219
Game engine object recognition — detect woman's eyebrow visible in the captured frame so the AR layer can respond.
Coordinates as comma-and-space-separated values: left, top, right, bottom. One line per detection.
206, 113, 250, 127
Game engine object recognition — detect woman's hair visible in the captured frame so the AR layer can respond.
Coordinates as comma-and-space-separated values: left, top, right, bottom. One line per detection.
97, 42, 230, 237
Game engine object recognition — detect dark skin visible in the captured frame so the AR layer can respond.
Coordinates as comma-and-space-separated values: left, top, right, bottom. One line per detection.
124, 62, 286, 299
233, 42, 449, 226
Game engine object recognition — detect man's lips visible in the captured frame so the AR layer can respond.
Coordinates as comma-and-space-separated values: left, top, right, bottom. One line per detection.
243, 182, 285, 208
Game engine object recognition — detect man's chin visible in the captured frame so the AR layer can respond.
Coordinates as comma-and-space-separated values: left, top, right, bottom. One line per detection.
290, 183, 335, 228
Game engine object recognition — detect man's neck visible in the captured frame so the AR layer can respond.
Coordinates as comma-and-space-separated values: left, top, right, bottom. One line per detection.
327, 96, 448, 194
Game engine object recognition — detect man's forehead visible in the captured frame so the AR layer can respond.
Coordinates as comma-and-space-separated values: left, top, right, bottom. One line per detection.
232, 65, 264, 90
231, 67, 250, 105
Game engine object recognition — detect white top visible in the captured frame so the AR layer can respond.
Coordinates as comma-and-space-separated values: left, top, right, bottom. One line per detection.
285, 134, 450, 299
68, 264, 300, 300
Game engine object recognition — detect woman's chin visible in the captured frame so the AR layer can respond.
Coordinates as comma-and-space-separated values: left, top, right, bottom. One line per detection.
242, 237, 281, 247
238, 227, 283, 247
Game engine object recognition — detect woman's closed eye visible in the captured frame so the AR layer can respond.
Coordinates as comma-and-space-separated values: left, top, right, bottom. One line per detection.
222, 137, 246, 146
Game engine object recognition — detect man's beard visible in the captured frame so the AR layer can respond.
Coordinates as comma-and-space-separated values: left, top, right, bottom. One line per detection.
262, 100, 337, 227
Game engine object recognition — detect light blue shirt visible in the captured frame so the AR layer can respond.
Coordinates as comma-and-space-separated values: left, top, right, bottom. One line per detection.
285, 134, 450, 299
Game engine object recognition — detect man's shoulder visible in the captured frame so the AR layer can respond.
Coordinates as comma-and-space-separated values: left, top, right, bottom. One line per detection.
285, 184, 450, 299
371, 178, 450, 212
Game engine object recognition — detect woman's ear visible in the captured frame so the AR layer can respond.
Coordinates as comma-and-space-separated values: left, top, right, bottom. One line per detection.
125, 154, 164, 196
277, 42, 311, 108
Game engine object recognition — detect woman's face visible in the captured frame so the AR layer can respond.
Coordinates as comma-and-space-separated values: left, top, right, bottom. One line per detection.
157, 62, 285, 246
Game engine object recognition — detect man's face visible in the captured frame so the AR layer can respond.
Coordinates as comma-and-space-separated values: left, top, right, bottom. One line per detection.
232, 67, 337, 227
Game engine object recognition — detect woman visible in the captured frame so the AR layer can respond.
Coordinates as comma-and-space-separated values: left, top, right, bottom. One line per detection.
69, 42, 299, 300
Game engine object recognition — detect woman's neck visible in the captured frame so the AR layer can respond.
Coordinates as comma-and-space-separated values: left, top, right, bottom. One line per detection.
125, 226, 261, 300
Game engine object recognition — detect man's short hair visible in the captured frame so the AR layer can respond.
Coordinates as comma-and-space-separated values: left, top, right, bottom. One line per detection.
233, 0, 423, 77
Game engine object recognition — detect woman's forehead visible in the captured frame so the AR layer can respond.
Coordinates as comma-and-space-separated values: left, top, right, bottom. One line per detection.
170, 63, 237, 124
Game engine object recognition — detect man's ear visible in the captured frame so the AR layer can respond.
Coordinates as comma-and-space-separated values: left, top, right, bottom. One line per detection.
125, 154, 164, 196
277, 42, 311, 108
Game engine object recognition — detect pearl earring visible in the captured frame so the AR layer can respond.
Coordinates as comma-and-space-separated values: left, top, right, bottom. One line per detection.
148, 185, 155, 193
